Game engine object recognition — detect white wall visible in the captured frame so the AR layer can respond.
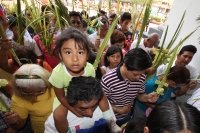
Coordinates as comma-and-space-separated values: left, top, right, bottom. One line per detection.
160, 0, 200, 102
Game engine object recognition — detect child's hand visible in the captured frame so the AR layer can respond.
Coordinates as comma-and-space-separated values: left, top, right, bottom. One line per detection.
3, 111, 19, 125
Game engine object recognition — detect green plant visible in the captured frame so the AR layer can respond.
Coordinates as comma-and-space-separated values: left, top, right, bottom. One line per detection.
136, 0, 153, 48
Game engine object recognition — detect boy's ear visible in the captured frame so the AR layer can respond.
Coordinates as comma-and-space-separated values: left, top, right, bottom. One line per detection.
143, 126, 149, 133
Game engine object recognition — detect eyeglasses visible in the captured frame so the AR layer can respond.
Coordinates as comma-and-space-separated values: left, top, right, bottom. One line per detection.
20, 86, 46, 95
71, 20, 81, 25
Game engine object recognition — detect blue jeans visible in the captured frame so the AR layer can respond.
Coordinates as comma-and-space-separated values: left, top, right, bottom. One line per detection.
116, 113, 131, 127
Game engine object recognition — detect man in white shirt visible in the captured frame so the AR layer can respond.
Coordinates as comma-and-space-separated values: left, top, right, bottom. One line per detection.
130, 33, 159, 52
157, 45, 199, 98
88, 17, 110, 51
45, 76, 116, 133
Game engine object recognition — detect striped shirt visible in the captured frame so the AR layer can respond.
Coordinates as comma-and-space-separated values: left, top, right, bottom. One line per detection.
101, 64, 146, 120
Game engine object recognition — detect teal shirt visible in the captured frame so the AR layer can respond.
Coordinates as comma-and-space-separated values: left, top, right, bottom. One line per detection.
136, 76, 179, 111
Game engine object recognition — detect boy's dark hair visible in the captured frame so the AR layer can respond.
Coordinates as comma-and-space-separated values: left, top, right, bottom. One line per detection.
124, 48, 152, 71
125, 118, 146, 133
67, 76, 103, 106
104, 45, 123, 67
109, 13, 116, 19
100, 10, 106, 15
90, 16, 97, 21
99, 10, 108, 19
167, 65, 190, 85
146, 100, 200, 133
69, 11, 82, 22
120, 12, 131, 22
179, 45, 197, 55
53, 27, 91, 59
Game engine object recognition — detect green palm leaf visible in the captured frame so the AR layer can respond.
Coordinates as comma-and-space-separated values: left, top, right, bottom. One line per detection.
136, 0, 152, 47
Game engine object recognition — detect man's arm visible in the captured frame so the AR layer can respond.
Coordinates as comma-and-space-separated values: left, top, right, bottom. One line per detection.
53, 104, 68, 133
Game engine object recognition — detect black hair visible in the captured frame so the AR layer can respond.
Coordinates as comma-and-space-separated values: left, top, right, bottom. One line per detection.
124, 48, 152, 71
8, 16, 26, 28
120, 12, 131, 22
87, 50, 96, 64
125, 118, 146, 133
99, 10, 108, 19
41, 5, 51, 13
67, 76, 103, 106
146, 100, 200, 133
104, 45, 123, 67
13, 45, 37, 67
100, 10, 106, 15
167, 65, 190, 84
69, 11, 82, 22
90, 16, 97, 21
109, 13, 116, 19
179, 45, 197, 55
53, 27, 91, 59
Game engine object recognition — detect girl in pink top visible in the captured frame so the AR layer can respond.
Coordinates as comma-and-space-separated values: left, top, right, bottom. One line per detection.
101, 46, 123, 75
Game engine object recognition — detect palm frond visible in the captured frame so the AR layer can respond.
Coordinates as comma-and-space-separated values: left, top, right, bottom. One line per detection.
16, 0, 24, 45
136, 0, 152, 47
166, 11, 186, 49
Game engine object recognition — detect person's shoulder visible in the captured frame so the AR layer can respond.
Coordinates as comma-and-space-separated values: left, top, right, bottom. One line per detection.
186, 64, 198, 71
102, 68, 117, 80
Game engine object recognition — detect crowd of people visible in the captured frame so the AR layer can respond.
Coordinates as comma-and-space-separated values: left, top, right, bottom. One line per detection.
0, 4, 200, 133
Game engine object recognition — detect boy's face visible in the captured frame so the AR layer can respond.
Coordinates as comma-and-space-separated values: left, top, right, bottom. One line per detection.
70, 16, 82, 29
120, 19, 131, 33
